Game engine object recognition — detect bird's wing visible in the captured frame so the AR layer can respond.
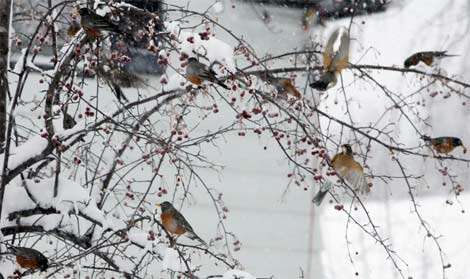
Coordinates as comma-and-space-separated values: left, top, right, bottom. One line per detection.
199, 64, 218, 80
312, 180, 333, 206
188, 62, 209, 78
186, 231, 207, 246
172, 209, 196, 233
172, 210, 206, 245
330, 28, 350, 73
422, 51, 447, 57
88, 14, 118, 31
344, 161, 370, 194
430, 137, 446, 145
10, 247, 36, 260
322, 28, 340, 70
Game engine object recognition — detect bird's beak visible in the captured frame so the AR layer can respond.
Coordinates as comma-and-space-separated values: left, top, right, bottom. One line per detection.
73, 8, 80, 15
155, 203, 161, 207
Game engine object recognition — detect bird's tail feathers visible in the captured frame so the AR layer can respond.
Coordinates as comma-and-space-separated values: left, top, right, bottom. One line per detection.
187, 232, 208, 247
439, 51, 459, 57
216, 80, 229, 90
312, 180, 333, 206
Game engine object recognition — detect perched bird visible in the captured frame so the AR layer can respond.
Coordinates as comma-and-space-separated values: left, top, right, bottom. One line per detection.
155, 201, 207, 245
310, 27, 350, 91
404, 51, 457, 68
265, 75, 302, 99
331, 144, 370, 194
8, 246, 49, 272
312, 180, 333, 206
421, 136, 467, 154
186, 57, 229, 89
78, 7, 120, 37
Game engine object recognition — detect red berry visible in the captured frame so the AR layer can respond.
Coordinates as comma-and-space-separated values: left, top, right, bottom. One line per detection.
334, 204, 344, 211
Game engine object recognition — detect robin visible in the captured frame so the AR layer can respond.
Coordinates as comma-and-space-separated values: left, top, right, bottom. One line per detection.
264, 75, 302, 99
310, 27, 350, 91
421, 136, 467, 154
8, 246, 49, 272
331, 144, 370, 194
312, 180, 333, 206
404, 51, 457, 68
155, 201, 207, 246
78, 7, 120, 37
186, 57, 229, 90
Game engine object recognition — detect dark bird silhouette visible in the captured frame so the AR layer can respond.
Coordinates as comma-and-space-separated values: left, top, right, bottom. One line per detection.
421, 135, 466, 154
404, 51, 457, 68
8, 246, 49, 272
312, 180, 333, 206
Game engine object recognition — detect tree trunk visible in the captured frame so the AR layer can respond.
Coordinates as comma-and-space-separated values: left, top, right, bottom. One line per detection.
0, 0, 11, 225
0, 0, 10, 147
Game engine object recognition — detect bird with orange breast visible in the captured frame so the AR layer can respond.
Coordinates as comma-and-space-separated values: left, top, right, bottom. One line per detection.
331, 144, 370, 194
310, 27, 350, 91
155, 201, 207, 246
186, 57, 229, 90
421, 136, 467, 154
404, 51, 457, 68
7, 246, 49, 273
264, 75, 302, 100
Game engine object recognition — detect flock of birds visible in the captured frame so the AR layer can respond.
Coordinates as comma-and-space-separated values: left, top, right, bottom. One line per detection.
2, 6, 467, 276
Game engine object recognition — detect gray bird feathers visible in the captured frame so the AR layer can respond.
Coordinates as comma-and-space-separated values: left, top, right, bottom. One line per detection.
186, 57, 229, 89
312, 180, 333, 206
78, 7, 120, 33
